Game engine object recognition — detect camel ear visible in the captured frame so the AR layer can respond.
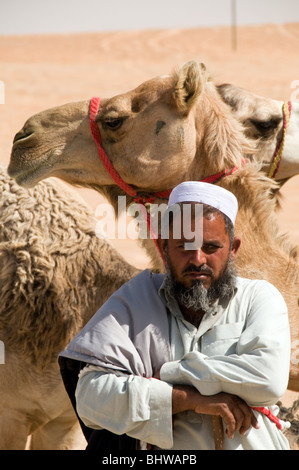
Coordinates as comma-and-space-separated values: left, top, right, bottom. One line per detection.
173, 61, 207, 114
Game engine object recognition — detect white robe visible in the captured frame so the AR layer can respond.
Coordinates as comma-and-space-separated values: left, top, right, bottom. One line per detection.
60, 269, 291, 450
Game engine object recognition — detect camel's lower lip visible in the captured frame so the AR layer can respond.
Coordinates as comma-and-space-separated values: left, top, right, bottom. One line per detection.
15, 172, 34, 186
8, 148, 56, 185
8, 161, 45, 187
11, 170, 38, 187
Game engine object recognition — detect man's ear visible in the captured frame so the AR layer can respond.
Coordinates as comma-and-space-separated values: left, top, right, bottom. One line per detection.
156, 237, 167, 264
230, 236, 241, 260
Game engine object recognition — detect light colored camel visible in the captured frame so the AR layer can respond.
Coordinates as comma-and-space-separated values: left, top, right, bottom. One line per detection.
8, 61, 299, 394
217, 83, 299, 182
0, 166, 139, 449
278, 398, 299, 450
9, 70, 299, 190
9, 61, 299, 390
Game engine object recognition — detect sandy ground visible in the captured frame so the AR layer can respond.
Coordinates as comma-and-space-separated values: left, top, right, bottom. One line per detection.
0, 23, 298, 445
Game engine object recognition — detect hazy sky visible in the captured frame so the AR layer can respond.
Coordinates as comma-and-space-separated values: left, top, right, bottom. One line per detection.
1, 0, 299, 35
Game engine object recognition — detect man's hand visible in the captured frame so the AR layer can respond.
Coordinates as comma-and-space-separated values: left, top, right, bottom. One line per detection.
172, 385, 259, 439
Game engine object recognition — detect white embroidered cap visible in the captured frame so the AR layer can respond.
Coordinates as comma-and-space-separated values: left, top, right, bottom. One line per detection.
168, 181, 238, 225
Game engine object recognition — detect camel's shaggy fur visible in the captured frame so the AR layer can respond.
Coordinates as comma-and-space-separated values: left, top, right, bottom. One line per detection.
7, 62, 299, 390
0, 166, 139, 449
6, 60, 299, 446
217, 83, 299, 182
278, 400, 299, 450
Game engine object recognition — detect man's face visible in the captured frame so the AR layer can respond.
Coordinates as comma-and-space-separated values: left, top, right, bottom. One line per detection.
162, 212, 239, 291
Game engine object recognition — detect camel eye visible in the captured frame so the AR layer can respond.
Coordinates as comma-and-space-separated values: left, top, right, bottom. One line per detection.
250, 118, 281, 133
103, 117, 126, 131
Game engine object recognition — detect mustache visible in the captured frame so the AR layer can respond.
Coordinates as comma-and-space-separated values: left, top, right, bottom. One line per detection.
183, 264, 214, 276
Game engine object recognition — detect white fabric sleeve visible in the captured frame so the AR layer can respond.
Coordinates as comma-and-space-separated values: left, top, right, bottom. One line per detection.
75, 369, 174, 449
160, 282, 290, 407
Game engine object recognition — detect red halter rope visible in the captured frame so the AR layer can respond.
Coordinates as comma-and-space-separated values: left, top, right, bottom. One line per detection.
268, 101, 292, 179
89, 96, 245, 257
89, 96, 243, 202
89, 97, 289, 436
90, 97, 293, 191
89, 97, 171, 202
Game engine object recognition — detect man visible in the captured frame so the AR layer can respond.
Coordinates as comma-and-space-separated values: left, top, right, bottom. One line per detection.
59, 181, 290, 450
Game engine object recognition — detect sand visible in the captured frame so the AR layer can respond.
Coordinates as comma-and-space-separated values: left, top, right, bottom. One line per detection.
0, 23, 298, 444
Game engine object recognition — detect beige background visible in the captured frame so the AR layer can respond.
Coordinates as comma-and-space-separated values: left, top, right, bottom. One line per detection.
0, 23, 298, 409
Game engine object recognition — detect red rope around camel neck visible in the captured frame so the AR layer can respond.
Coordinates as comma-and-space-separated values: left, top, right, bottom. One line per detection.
268, 101, 292, 179
89, 96, 244, 203
89, 98, 291, 434
89, 97, 138, 198
90, 96, 249, 263
89, 96, 247, 261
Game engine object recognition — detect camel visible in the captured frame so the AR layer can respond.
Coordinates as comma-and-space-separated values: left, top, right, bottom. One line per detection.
7, 61, 299, 397
217, 83, 299, 182
0, 166, 139, 449
8, 73, 299, 191
278, 398, 299, 450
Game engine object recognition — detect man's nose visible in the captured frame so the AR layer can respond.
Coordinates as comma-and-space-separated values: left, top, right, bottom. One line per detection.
189, 248, 207, 265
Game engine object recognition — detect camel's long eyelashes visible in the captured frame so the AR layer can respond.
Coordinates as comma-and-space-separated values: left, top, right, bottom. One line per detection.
249, 117, 282, 135
102, 116, 128, 131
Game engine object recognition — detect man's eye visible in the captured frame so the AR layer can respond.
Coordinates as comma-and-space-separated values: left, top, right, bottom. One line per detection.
203, 245, 219, 253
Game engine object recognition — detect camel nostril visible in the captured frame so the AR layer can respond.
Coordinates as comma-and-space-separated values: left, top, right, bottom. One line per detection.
13, 128, 34, 144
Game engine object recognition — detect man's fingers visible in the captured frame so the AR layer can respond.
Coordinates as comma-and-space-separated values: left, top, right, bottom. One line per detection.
237, 402, 254, 435
218, 404, 237, 439
192, 392, 260, 439
218, 395, 258, 439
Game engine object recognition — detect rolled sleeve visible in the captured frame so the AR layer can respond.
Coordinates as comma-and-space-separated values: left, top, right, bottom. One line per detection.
75, 370, 173, 449
160, 281, 290, 407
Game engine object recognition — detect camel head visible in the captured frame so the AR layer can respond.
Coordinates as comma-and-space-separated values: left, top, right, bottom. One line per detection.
8, 61, 253, 195
218, 84, 299, 182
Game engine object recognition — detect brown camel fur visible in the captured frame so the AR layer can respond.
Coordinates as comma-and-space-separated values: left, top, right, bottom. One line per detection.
217, 84, 299, 183
8, 61, 299, 393
0, 166, 139, 449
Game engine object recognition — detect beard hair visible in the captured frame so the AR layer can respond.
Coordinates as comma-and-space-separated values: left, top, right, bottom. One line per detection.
164, 256, 237, 313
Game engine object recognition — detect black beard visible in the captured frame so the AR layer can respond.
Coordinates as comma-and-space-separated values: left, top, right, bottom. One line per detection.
164, 258, 237, 314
